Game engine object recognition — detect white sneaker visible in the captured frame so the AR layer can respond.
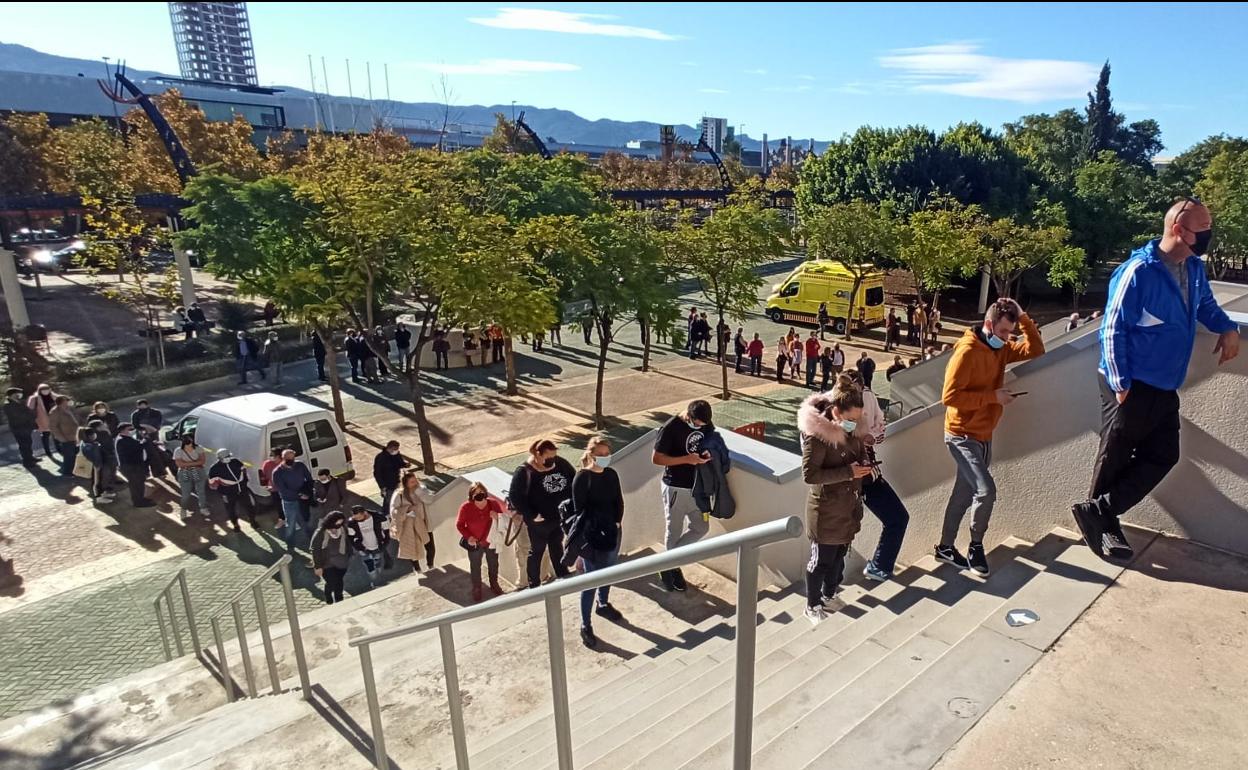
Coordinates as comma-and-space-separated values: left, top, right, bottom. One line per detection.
804, 605, 827, 626
820, 596, 847, 613
180, 510, 190, 521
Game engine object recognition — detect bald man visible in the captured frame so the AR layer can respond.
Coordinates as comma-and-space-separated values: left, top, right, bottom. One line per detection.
1072, 198, 1240, 559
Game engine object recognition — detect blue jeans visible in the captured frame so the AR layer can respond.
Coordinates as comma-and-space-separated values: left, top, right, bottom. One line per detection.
862, 475, 910, 573
359, 549, 384, 584
806, 357, 818, 387
280, 499, 303, 546
580, 548, 619, 629
941, 434, 995, 545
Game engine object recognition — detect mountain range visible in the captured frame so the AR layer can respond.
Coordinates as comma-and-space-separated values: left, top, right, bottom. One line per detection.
0, 42, 832, 152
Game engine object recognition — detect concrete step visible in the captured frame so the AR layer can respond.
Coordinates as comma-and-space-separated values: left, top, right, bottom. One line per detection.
802, 528, 1141, 770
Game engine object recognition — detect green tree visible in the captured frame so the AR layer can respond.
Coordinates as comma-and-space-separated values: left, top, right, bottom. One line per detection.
1196, 146, 1248, 280
1161, 134, 1248, 198
668, 195, 789, 399
899, 201, 988, 309
1003, 109, 1088, 190
974, 211, 1082, 299
803, 200, 899, 341
1070, 150, 1159, 275
1085, 61, 1118, 159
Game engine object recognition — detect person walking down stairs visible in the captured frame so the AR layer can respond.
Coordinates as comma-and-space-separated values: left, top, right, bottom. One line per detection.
569, 436, 626, 649
348, 504, 391, 590
797, 376, 874, 625
311, 511, 353, 605
457, 482, 504, 602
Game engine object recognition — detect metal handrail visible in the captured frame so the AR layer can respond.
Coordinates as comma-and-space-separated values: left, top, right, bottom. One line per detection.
152, 568, 200, 661
205, 554, 311, 703
351, 515, 805, 770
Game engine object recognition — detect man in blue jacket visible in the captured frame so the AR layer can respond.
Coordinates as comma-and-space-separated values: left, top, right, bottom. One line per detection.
1072, 198, 1240, 559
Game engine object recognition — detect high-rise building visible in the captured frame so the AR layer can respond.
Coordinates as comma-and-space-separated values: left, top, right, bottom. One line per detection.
168, 2, 258, 87
700, 116, 727, 154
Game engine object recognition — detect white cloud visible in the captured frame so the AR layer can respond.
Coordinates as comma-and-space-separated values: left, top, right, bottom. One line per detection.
406, 59, 580, 76
878, 42, 1098, 103
699, 88, 729, 94
680, 61, 699, 67
765, 84, 814, 94
468, 8, 680, 41
830, 82, 870, 95
744, 68, 768, 75
797, 74, 816, 81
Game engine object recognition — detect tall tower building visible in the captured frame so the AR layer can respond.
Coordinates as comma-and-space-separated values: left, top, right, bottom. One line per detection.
700, 116, 727, 154
168, 2, 258, 86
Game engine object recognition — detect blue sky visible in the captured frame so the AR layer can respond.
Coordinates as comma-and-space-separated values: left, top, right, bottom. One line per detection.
4, 2, 1246, 152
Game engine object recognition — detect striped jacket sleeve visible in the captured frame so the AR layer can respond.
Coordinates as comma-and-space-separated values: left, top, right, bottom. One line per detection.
1102, 261, 1145, 392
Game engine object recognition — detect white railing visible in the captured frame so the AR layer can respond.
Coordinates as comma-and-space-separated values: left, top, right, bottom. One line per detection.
349, 515, 805, 770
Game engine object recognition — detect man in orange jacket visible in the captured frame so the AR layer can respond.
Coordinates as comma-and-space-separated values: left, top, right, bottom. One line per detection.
936, 298, 1044, 577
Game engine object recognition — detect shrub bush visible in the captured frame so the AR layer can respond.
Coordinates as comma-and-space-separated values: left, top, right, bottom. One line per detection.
217, 300, 254, 332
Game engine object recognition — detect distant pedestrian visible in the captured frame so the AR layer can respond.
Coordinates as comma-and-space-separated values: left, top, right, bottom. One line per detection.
734, 327, 747, 373
804, 331, 821, 389
747, 333, 764, 376
685, 307, 698, 355
817, 302, 831, 341
549, 311, 563, 347
315, 468, 347, 512
690, 313, 711, 360
262, 301, 277, 327
345, 329, 364, 383
571, 436, 625, 649
789, 334, 803, 379
373, 440, 408, 514
831, 344, 845, 377
391, 470, 435, 572
234, 331, 266, 385
885, 308, 900, 351
311, 510, 353, 604
263, 331, 283, 384
115, 423, 154, 507
174, 306, 195, 340
857, 352, 876, 391
144, 428, 172, 480
173, 435, 208, 520
312, 331, 328, 381
209, 448, 256, 531
372, 327, 392, 376
259, 448, 282, 499
272, 449, 314, 551
131, 399, 163, 438
188, 303, 209, 334
488, 323, 505, 364
582, 313, 594, 345
432, 330, 451, 370
4, 387, 37, 468
348, 504, 391, 589
48, 395, 80, 476
775, 337, 789, 382
905, 301, 917, 346
28, 383, 59, 460
531, 328, 545, 352
457, 482, 504, 602
820, 346, 834, 391
715, 319, 730, 362
86, 418, 119, 496
1065, 313, 1081, 333
886, 355, 907, 381
913, 304, 927, 348
394, 322, 412, 372
928, 306, 942, 346
89, 402, 120, 434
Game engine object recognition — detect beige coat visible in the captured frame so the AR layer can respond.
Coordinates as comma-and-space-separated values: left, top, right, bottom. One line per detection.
390, 487, 432, 559
48, 405, 80, 444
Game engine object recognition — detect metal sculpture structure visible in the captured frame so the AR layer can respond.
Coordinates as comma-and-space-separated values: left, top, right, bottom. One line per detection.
97, 62, 198, 186
514, 111, 553, 161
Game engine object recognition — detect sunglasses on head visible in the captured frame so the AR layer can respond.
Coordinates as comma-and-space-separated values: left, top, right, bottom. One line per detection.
1175, 196, 1202, 217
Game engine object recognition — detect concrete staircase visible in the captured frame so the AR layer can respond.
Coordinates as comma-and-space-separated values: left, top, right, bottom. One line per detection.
6, 527, 1139, 770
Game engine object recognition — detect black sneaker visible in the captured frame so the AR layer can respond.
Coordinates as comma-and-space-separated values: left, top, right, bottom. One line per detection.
580, 626, 598, 649
1101, 520, 1134, 560
967, 542, 990, 577
672, 568, 688, 592
659, 570, 677, 592
934, 545, 970, 571
595, 603, 624, 623
1070, 503, 1105, 557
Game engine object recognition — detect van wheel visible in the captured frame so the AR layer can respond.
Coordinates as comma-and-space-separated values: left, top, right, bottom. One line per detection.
833, 318, 847, 334
768, 308, 784, 323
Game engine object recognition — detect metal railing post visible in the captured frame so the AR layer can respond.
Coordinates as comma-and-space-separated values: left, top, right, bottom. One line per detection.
166, 592, 185, 657
545, 595, 574, 770
279, 560, 311, 700
253, 584, 282, 695
211, 617, 236, 703
732, 545, 761, 770
359, 643, 389, 770
178, 571, 201, 653
232, 601, 258, 698
154, 599, 173, 662
439, 625, 470, 770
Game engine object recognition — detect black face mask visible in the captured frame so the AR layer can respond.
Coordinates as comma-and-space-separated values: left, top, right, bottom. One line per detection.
542, 458, 555, 469
1190, 228, 1214, 256
284, 459, 294, 466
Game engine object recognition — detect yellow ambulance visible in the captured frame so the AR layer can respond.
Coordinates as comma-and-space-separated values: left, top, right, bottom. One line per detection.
764, 260, 886, 332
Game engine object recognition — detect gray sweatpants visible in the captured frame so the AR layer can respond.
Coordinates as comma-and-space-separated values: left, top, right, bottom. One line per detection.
662, 483, 709, 552
940, 433, 996, 546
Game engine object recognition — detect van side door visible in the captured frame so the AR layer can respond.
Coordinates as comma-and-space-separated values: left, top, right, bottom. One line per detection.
299, 415, 345, 474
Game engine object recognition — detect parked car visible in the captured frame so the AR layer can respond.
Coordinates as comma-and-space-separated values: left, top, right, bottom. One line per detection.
11, 229, 83, 275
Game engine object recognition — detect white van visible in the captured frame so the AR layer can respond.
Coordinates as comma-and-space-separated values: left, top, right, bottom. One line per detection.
164, 393, 354, 497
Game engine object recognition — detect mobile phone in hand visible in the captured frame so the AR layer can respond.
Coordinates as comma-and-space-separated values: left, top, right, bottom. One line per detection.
1010, 391, 1029, 396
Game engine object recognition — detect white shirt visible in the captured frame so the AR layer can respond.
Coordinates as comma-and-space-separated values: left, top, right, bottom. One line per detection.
357, 519, 380, 551
831, 350, 845, 366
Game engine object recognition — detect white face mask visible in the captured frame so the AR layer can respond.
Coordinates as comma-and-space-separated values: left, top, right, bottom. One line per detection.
328, 528, 343, 539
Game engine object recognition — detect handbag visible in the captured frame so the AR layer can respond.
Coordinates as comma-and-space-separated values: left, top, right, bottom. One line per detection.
72, 452, 94, 479
459, 536, 482, 552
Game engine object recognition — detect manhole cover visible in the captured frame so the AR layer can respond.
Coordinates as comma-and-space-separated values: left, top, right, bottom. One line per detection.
947, 697, 980, 719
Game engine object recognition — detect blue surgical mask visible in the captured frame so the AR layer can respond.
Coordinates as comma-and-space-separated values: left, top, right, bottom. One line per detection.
594, 455, 612, 469
839, 419, 858, 433
986, 334, 1006, 350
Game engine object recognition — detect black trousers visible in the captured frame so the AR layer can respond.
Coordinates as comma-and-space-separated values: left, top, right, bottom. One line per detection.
527, 523, 570, 588
38, 431, 54, 457
13, 430, 34, 465
409, 537, 436, 571
315, 355, 327, 380
750, 356, 762, 376
435, 351, 449, 369
323, 566, 346, 603
222, 491, 256, 527
349, 357, 361, 382
1089, 378, 1181, 521
492, 340, 504, 363
805, 542, 849, 607
121, 463, 149, 504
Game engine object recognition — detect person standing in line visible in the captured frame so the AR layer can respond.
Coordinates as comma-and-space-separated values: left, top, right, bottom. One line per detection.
315, 468, 347, 512
928, 306, 943, 347
774, 337, 789, 382
373, 440, 408, 515
4, 388, 37, 468
115, 423, 154, 507
937, 297, 1043, 576
48, 395, 80, 477
747, 333, 764, 376
311, 511, 353, 604
715, 319, 730, 362
685, 307, 698, 356
28, 383, 59, 460
571, 436, 626, 649
262, 300, 277, 327
371, 327, 391, 377
885, 308, 900, 352
89, 402, 120, 434
272, 448, 314, 551
797, 376, 873, 625
144, 427, 173, 481
804, 330, 822, 389
259, 447, 282, 503
391, 470, 435, 572
905, 301, 917, 346
394, 322, 412, 373
79, 428, 114, 503
844, 369, 911, 582
234, 331, 266, 386
173, 435, 209, 520
531, 327, 545, 352
130, 399, 163, 438
549, 311, 563, 347
818, 302, 831, 341
831, 344, 845, 378
188, 303, 209, 335
488, 323, 505, 365
312, 331, 328, 382
360, 338, 380, 383
263, 331, 283, 385
209, 449, 256, 531
348, 504, 391, 589
456, 482, 504, 602
913, 304, 927, 348
432, 330, 451, 371
733, 327, 747, 373
789, 333, 803, 380
886, 355, 907, 382
693, 313, 712, 360
856, 352, 877, 391
86, 419, 119, 497
345, 329, 363, 384
508, 439, 575, 588
581, 312, 595, 346
650, 401, 712, 592
820, 346, 835, 391
1071, 198, 1240, 559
